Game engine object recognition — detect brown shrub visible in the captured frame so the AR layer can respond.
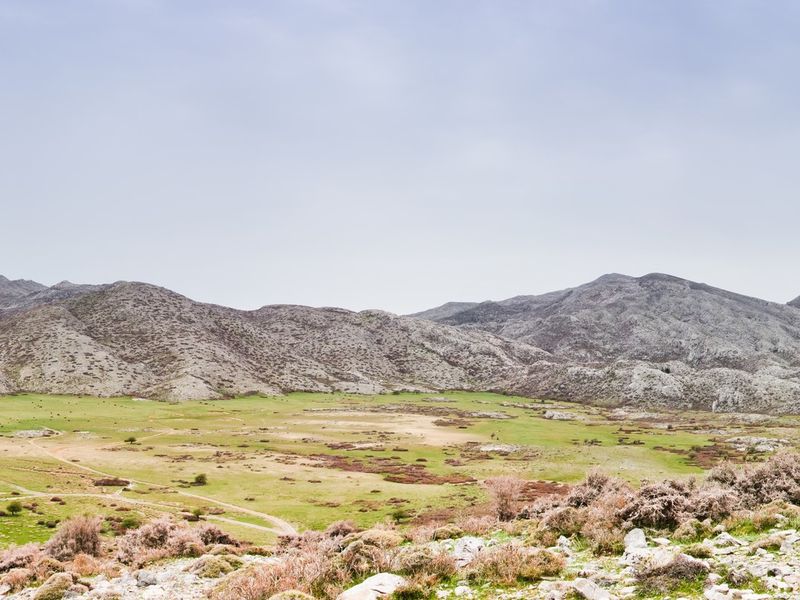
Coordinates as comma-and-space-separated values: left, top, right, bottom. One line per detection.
213, 551, 347, 600
709, 452, 800, 508
454, 515, 498, 537
393, 546, 456, 580
689, 485, 740, 521
539, 506, 586, 537
0, 543, 43, 573
466, 543, 564, 585
432, 524, 464, 540
70, 553, 99, 576
485, 477, 525, 522
580, 490, 628, 555
618, 480, 691, 528
391, 573, 440, 599
566, 471, 631, 508
672, 518, 711, 543
1, 567, 34, 592
324, 520, 359, 538
635, 554, 708, 594
338, 540, 391, 577
197, 524, 238, 547
116, 517, 209, 566
44, 516, 102, 561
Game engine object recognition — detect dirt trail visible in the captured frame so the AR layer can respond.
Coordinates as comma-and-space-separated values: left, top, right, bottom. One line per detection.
0, 483, 281, 535
24, 436, 297, 536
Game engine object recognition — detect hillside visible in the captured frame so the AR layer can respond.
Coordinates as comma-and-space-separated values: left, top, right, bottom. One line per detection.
3, 273, 800, 412
0, 276, 106, 312
0, 280, 546, 400
414, 273, 800, 413
0, 275, 46, 307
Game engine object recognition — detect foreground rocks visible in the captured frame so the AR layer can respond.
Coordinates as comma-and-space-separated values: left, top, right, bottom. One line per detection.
7, 521, 800, 599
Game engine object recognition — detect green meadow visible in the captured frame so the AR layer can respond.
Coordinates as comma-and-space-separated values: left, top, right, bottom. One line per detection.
1, 391, 795, 547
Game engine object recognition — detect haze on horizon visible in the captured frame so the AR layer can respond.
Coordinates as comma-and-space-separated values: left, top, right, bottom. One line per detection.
2, 1, 799, 314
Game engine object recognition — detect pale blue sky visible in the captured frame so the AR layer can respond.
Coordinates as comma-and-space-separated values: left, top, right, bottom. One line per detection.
2, 1, 799, 313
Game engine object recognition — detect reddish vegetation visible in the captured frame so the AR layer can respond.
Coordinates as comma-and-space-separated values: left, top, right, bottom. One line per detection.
310, 454, 475, 485
520, 480, 570, 502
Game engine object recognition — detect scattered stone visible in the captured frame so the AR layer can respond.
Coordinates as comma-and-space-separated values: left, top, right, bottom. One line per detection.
712, 532, 745, 547
623, 529, 647, 551
543, 410, 576, 421
726, 436, 789, 452
135, 570, 159, 587
336, 573, 407, 600
572, 577, 615, 600
33, 573, 75, 600
452, 536, 485, 567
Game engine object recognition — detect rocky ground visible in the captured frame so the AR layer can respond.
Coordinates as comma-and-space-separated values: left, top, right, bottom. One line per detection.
5, 523, 800, 599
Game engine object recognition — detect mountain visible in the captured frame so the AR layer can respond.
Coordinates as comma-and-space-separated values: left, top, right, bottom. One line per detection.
0, 277, 106, 311
0, 280, 546, 400
3, 272, 800, 413
0, 275, 47, 307
411, 301, 481, 321
414, 273, 800, 413
790, 296, 800, 309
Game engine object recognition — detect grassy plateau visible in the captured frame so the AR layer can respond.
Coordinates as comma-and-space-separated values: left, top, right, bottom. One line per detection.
1, 391, 797, 548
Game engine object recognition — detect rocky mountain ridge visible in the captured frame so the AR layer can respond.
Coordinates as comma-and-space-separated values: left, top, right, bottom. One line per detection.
414, 273, 800, 413
0, 278, 545, 401
2, 273, 800, 412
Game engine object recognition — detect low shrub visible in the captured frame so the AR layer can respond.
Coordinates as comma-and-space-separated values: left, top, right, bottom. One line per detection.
672, 518, 712, 543
453, 515, 498, 537
485, 477, 524, 522
324, 520, 359, 538
466, 543, 564, 585
635, 554, 709, 595
683, 543, 713, 559
44, 516, 102, 561
618, 480, 691, 529
0, 543, 43, 573
393, 546, 456, 580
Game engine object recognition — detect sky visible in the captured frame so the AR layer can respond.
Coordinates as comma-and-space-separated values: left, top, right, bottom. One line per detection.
2, 1, 799, 314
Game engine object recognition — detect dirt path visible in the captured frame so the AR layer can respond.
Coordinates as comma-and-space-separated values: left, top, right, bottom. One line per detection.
0, 483, 282, 535
24, 436, 298, 536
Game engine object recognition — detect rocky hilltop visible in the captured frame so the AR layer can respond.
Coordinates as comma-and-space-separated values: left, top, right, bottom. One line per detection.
414, 274, 800, 413
0, 279, 544, 400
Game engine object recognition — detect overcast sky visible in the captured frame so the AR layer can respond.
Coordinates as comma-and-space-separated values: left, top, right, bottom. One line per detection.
2, 1, 799, 313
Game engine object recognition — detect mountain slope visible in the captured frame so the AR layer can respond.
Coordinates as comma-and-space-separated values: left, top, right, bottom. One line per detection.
790, 296, 800, 309
0, 281, 547, 400
0, 275, 47, 307
423, 273, 800, 370
415, 273, 800, 413
0, 276, 108, 311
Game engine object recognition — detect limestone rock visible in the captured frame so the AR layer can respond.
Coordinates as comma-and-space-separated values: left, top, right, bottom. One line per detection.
336, 573, 406, 600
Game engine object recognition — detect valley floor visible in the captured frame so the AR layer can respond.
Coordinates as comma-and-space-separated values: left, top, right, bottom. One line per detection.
1, 392, 798, 548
